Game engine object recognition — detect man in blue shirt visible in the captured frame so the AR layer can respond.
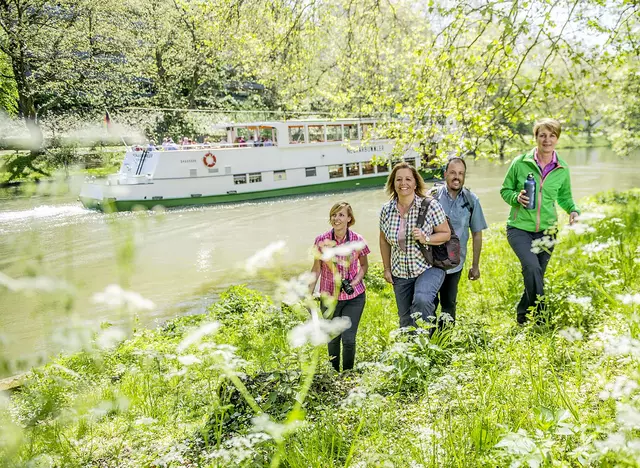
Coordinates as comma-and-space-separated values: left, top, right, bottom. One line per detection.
432, 157, 488, 327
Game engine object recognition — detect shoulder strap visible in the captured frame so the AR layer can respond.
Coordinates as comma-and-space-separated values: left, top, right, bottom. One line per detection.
416, 197, 433, 227
460, 188, 474, 217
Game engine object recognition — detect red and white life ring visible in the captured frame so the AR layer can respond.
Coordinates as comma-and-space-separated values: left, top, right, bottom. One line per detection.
203, 153, 217, 168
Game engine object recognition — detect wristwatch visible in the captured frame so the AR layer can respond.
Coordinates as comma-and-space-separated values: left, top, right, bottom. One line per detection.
423, 235, 430, 245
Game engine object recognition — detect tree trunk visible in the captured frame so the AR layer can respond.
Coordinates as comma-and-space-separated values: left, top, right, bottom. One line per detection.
586, 118, 593, 144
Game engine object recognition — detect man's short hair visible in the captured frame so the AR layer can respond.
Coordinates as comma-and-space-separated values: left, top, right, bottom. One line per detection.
533, 118, 562, 138
445, 156, 467, 172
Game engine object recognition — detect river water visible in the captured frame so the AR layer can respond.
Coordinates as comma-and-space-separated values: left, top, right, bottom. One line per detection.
0, 147, 638, 375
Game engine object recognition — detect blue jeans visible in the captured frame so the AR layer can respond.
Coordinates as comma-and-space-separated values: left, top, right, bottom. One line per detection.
392, 267, 446, 328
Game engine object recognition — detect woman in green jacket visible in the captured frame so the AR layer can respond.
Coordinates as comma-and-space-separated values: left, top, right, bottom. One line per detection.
500, 118, 580, 324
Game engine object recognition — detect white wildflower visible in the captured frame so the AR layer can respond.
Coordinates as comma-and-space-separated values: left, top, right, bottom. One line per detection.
52, 324, 94, 353
251, 413, 302, 443
558, 327, 584, 342
593, 431, 626, 454
582, 238, 619, 256
177, 322, 220, 352
599, 375, 639, 400
617, 294, 640, 305
608, 217, 626, 227
245, 240, 286, 275
575, 212, 606, 221
566, 295, 592, 308
96, 327, 126, 349
415, 425, 442, 440
92, 284, 155, 311
495, 429, 537, 455
565, 223, 596, 235
208, 344, 248, 372
89, 396, 130, 419
342, 387, 384, 409
605, 279, 624, 288
153, 442, 188, 466
0, 271, 75, 294
206, 433, 269, 464
289, 315, 351, 348
177, 354, 201, 366
603, 335, 640, 357
320, 241, 366, 261
530, 236, 557, 254
617, 403, 640, 429
439, 312, 454, 323
135, 417, 157, 425
276, 272, 316, 305
164, 368, 187, 379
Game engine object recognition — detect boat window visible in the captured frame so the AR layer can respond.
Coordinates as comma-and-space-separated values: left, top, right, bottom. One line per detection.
343, 124, 358, 141
308, 125, 324, 143
234, 174, 247, 185
346, 163, 360, 177
377, 161, 389, 173
328, 165, 344, 179
362, 161, 375, 175
288, 126, 305, 144
274, 170, 287, 181
361, 123, 374, 140
249, 172, 262, 183
190, 169, 197, 178
404, 157, 416, 167
305, 167, 317, 177
326, 125, 341, 142
259, 128, 276, 146
235, 128, 252, 144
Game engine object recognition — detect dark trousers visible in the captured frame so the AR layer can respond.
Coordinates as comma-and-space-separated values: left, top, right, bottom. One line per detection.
507, 226, 554, 323
326, 292, 366, 372
392, 267, 446, 329
434, 269, 463, 327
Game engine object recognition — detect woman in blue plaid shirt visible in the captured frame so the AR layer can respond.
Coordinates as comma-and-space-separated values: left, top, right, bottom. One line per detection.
379, 162, 451, 330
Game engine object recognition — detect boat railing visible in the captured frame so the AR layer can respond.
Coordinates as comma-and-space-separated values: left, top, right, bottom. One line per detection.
134, 142, 278, 152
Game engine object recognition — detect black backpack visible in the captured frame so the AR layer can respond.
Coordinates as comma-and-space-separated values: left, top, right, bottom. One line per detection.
415, 197, 461, 271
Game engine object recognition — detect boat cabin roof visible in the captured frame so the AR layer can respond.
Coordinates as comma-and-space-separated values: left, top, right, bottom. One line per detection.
212, 118, 378, 130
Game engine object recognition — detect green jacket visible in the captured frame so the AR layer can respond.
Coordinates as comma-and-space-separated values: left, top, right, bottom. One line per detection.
500, 149, 580, 232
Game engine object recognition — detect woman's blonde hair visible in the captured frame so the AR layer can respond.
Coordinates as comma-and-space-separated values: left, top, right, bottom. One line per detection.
329, 201, 355, 227
385, 161, 426, 199
533, 118, 562, 138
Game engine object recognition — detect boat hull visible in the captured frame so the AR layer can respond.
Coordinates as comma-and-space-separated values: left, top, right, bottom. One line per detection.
79, 169, 442, 212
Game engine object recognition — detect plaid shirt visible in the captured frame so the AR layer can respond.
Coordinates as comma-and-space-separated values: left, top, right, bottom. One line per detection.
380, 196, 447, 278
314, 229, 370, 301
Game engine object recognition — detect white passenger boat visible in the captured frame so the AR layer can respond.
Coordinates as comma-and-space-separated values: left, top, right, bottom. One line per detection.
79, 118, 442, 211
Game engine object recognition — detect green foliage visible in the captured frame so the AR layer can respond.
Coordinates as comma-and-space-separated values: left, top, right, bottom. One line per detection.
1, 0, 638, 174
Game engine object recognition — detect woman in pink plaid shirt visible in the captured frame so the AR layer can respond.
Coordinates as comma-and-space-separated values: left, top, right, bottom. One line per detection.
311, 202, 370, 372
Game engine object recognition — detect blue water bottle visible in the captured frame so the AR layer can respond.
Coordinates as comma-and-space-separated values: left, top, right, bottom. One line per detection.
524, 173, 536, 210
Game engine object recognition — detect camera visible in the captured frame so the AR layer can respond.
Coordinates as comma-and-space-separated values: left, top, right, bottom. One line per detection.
340, 279, 354, 295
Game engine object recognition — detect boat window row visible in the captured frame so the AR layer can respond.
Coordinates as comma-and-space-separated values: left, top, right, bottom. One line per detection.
288, 122, 376, 145
231, 158, 415, 185
327, 160, 390, 179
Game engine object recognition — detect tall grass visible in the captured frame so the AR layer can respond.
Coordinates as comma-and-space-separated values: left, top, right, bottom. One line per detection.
1, 189, 639, 467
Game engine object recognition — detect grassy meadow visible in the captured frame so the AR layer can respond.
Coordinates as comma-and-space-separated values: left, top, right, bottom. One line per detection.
1, 189, 639, 467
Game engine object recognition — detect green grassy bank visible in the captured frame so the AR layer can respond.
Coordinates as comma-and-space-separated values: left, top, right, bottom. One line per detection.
1, 190, 639, 467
